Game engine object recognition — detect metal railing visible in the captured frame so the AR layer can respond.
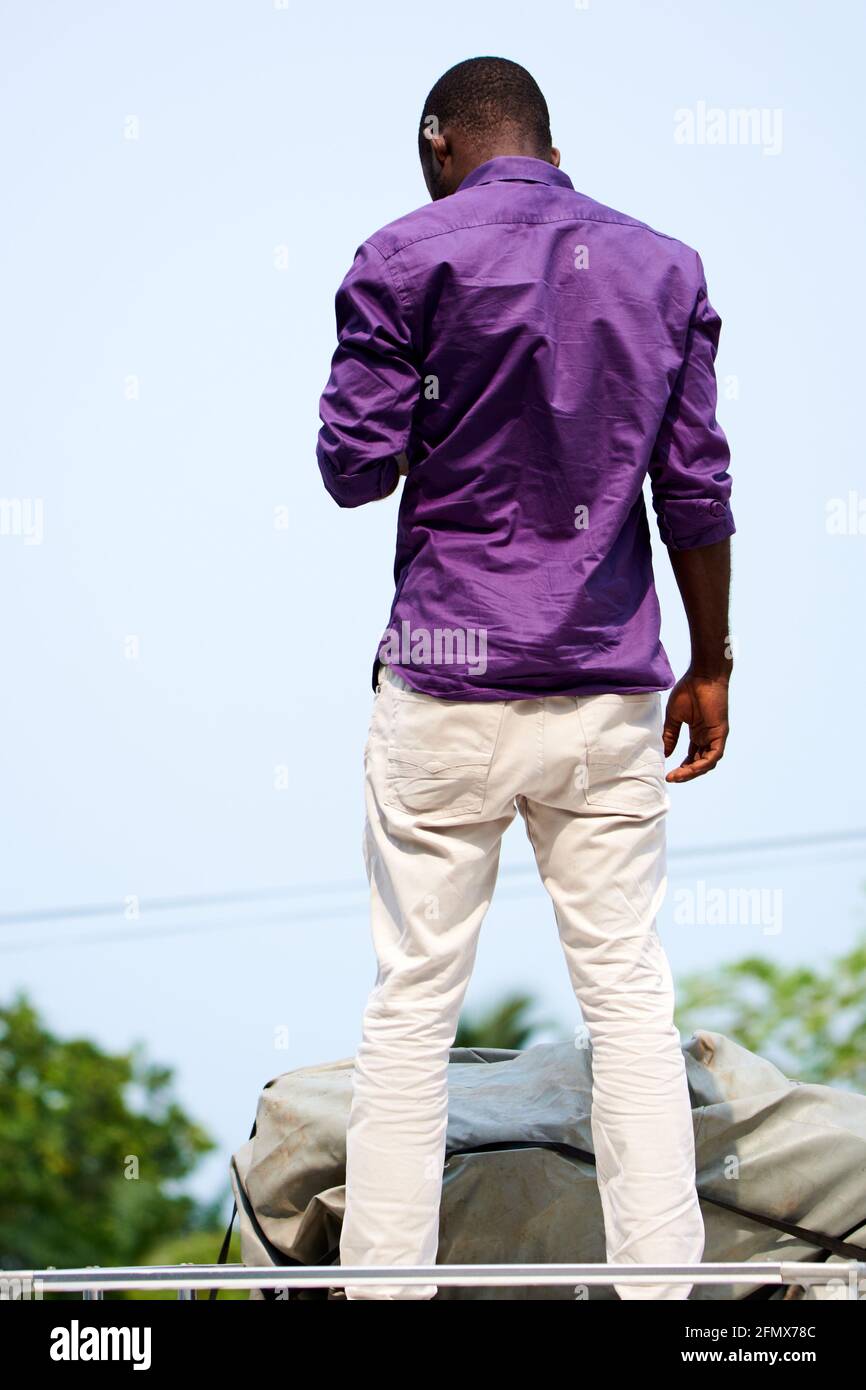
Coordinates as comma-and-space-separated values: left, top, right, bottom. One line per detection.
2, 1261, 865, 1298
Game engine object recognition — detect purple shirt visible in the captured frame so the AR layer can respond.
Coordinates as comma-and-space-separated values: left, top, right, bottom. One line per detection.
317, 155, 735, 700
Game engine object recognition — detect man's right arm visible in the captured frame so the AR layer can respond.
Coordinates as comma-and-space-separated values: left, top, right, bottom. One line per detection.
316, 242, 419, 509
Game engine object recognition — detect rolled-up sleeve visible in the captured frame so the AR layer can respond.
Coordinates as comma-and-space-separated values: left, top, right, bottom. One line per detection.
648, 254, 736, 550
316, 241, 420, 508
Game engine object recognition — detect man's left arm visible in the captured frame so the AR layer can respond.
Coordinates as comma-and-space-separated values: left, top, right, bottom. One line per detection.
648, 252, 736, 783
316, 242, 419, 508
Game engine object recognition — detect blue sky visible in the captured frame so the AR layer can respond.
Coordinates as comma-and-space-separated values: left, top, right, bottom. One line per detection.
1, 0, 864, 1202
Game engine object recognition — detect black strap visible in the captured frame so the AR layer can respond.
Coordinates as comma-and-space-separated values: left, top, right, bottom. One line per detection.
696, 1191, 866, 1262
445, 1140, 866, 1262
209, 1118, 258, 1301
216, 1128, 865, 1299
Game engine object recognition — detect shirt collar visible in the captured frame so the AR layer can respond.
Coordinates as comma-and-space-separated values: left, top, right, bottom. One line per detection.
456, 155, 574, 194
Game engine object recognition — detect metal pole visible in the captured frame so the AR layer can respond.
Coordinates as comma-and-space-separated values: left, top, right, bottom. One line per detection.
3, 1260, 864, 1295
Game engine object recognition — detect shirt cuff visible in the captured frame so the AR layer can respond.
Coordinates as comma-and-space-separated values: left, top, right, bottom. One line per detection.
317, 448, 399, 509
657, 498, 736, 550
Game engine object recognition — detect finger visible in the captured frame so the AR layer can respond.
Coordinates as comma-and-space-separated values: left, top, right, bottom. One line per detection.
666, 737, 725, 783
668, 739, 698, 774
663, 714, 683, 758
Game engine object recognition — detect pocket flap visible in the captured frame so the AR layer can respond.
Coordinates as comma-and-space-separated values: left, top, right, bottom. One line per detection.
387, 746, 492, 776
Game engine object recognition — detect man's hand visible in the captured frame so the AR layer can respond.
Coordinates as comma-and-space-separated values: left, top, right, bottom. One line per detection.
664, 537, 733, 783
377, 452, 409, 502
663, 671, 730, 783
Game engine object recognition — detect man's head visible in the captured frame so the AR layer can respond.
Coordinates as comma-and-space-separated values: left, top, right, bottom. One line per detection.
419, 57, 559, 201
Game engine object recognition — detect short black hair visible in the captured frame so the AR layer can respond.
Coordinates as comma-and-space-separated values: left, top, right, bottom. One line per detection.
418, 57, 551, 161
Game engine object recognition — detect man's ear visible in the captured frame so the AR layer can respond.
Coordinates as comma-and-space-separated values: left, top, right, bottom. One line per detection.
550, 146, 561, 168
428, 132, 448, 170
421, 131, 450, 199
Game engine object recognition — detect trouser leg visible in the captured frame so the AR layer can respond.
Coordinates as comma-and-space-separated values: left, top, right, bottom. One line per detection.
340, 685, 513, 1300
520, 794, 704, 1300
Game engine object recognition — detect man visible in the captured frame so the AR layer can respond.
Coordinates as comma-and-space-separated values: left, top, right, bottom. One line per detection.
316, 56, 734, 1301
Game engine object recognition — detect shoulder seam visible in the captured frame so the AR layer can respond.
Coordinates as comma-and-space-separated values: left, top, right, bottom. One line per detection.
363, 238, 413, 314
371, 211, 688, 261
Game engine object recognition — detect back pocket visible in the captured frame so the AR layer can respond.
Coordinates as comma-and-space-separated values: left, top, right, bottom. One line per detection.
385, 746, 494, 817
383, 689, 504, 821
578, 693, 667, 814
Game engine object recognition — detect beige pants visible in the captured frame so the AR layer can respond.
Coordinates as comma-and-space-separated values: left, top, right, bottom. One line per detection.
340, 663, 704, 1300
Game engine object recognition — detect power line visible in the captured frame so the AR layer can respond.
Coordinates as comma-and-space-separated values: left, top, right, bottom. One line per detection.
0, 828, 863, 954
0, 879, 364, 927
1, 827, 863, 930
664, 828, 866, 859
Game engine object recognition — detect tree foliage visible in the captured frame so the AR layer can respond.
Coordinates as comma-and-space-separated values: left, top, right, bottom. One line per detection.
0, 995, 214, 1271
455, 992, 554, 1050
674, 935, 866, 1091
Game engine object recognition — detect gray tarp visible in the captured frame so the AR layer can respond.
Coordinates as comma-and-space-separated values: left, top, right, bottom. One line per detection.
229, 1030, 866, 1300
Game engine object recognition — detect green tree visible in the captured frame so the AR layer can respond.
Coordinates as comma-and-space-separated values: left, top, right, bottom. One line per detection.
674, 935, 866, 1091
0, 994, 214, 1271
455, 992, 557, 1050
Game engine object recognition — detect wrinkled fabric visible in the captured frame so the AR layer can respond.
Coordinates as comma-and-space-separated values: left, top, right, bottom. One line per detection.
231, 1029, 866, 1302
337, 663, 702, 1300
316, 156, 735, 700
